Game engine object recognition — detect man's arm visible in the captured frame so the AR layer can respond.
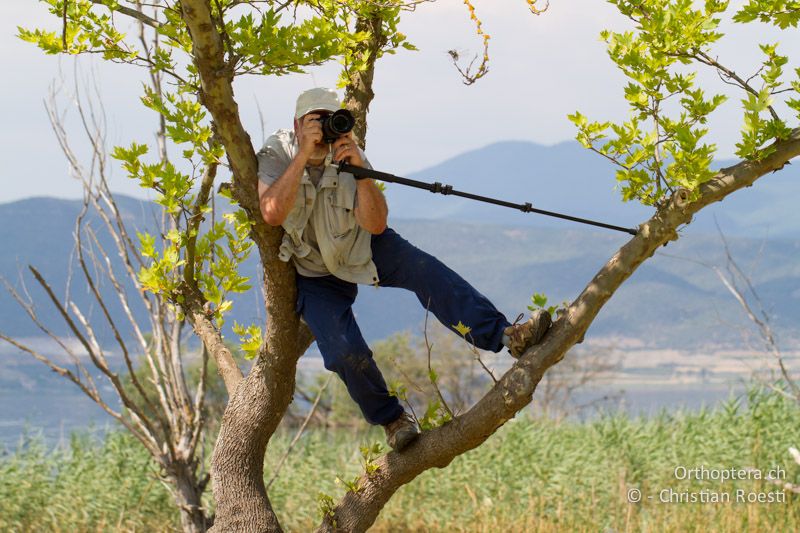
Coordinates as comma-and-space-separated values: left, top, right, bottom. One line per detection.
259, 153, 307, 226
332, 135, 388, 235
258, 115, 322, 226
353, 179, 388, 235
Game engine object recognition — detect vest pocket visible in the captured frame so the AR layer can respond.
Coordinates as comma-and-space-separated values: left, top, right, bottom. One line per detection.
328, 190, 356, 238
284, 184, 312, 228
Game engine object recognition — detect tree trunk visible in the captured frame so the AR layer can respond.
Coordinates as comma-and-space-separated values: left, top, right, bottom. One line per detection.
343, 13, 385, 150
206, 357, 293, 532
179, 2, 385, 530
169, 461, 209, 533
179, 2, 310, 529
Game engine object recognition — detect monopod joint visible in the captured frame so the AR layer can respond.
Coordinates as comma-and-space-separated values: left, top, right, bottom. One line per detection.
431, 182, 452, 195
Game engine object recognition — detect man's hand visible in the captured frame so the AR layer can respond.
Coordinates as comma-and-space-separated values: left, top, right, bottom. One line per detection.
297, 114, 323, 159
331, 132, 384, 233
332, 133, 364, 167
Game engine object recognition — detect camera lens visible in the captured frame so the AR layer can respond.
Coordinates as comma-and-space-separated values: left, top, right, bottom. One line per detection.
321, 109, 355, 143
330, 112, 352, 134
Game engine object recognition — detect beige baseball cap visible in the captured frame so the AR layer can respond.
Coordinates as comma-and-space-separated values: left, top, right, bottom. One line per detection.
294, 87, 341, 119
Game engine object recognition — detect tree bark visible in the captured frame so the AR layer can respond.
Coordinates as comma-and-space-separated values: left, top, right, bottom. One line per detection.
183, 286, 243, 394
343, 12, 386, 150
317, 129, 800, 532
169, 460, 209, 533
179, 1, 314, 530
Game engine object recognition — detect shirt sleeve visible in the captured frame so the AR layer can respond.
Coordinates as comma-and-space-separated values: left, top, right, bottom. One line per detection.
256, 134, 292, 186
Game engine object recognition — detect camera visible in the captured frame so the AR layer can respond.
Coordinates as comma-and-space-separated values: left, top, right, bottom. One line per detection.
316, 109, 355, 143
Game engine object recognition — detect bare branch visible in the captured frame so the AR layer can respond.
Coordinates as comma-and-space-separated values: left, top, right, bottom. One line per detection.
1, 273, 96, 387
188, 344, 209, 458
169, 317, 193, 423
711, 224, 800, 399
44, 80, 185, 442
74, 202, 163, 415
83, 225, 153, 373
0, 333, 99, 403
0, 332, 161, 458
27, 264, 170, 453
89, 0, 164, 29
691, 50, 780, 121
447, 0, 490, 85
423, 303, 453, 418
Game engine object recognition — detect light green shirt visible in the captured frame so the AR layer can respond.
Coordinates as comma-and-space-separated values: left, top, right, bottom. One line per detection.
256, 129, 379, 285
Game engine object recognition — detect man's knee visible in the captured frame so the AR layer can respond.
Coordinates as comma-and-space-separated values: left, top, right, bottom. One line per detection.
321, 344, 374, 375
375, 239, 446, 289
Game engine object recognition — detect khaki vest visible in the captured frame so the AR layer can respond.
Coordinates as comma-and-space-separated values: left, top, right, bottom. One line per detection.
278, 156, 379, 285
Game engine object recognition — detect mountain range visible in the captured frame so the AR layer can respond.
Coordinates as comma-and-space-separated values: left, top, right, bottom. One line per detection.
2, 139, 799, 447
2, 140, 798, 351
384, 140, 800, 239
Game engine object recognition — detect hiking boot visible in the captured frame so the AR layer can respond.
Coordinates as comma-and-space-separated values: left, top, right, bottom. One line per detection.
383, 411, 420, 452
504, 309, 552, 358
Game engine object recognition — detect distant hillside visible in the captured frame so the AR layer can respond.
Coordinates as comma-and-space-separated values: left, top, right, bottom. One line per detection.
367, 220, 800, 348
2, 210, 798, 352
1, 141, 798, 352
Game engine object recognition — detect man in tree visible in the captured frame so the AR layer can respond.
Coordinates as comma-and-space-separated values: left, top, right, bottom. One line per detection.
256, 87, 552, 451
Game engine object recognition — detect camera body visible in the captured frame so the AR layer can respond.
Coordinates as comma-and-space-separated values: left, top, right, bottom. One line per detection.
316, 109, 355, 143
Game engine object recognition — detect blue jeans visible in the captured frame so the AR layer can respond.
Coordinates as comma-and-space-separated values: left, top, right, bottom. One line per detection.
295, 227, 511, 425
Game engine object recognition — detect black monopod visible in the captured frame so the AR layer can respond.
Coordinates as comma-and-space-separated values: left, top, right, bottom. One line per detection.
337, 162, 639, 236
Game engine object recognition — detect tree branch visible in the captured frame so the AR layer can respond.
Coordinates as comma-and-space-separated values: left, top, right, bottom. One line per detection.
181, 284, 243, 394
185, 162, 218, 286
317, 129, 800, 531
689, 50, 780, 121
89, 0, 164, 29
342, 10, 387, 149
0, 332, 164, 457
1, 273, 96, 387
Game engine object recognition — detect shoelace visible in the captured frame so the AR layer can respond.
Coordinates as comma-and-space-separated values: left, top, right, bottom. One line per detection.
507, 313, 528, 344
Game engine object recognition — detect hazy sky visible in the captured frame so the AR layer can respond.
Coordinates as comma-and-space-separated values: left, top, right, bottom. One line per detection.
2, 1, 798, 203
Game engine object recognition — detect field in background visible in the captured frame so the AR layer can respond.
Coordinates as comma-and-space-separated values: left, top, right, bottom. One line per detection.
2, 386, 800, 532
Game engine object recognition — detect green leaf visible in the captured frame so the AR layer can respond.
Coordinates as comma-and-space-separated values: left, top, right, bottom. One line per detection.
233, 321, 263, 360
137, 231, 156, 258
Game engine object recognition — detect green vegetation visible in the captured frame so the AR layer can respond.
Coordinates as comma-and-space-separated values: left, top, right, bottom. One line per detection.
3, 386, 800, 532
0, 430, 179, 531
570, 0, 800, 207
